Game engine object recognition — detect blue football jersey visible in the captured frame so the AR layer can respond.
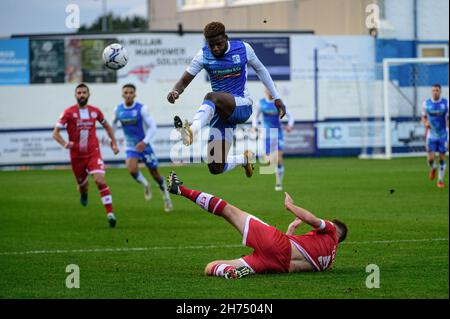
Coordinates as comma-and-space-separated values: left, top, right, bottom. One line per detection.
191, 40, 249, 97
259, 98, 282, 129
423, 98, 448, 139
115, 102, 146, 151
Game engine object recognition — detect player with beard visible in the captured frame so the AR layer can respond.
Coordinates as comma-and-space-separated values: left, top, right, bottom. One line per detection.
53, 83, 120, 228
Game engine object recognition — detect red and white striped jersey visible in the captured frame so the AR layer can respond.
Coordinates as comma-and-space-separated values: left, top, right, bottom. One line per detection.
56, 104, 106, 158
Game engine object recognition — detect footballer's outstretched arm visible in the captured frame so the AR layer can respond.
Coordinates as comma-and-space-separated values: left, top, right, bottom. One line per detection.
167, 49, 203, 104
167, 72, 195, 103
284, 192, 323, 229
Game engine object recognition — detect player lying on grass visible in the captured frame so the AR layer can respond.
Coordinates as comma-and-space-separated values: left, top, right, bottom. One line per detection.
167, 171, 348, 279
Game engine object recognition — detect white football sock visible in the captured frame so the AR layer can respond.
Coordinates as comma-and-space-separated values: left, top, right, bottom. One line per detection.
190, 102, 215, 135
223, 154, 246, 173
276, 165, 285, 186
132, 171, 149, 187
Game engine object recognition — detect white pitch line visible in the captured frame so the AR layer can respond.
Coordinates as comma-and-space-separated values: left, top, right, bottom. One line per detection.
0, 244, 244, 256
343, 238, 449, 245
0, 238, 448, 256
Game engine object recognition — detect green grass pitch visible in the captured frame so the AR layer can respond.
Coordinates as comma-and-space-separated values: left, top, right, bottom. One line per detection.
0, 157, 448, 298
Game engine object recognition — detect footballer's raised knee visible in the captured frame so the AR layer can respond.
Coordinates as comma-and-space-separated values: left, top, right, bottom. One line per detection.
204, 92, 219, 105
208, 163, 225, 175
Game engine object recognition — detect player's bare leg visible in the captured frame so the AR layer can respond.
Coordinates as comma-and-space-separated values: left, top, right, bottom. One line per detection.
437, 153, 447, 188
428, 152, 437, 181
149, 168, 173, 212
92, 173, 116, 228
126, 157, 151, 201
167, 171, 253, 278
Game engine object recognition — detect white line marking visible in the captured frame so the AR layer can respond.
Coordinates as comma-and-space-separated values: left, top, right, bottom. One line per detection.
0, 238, 447, 256
343, 238, 449, 245
0, 244, 243, 256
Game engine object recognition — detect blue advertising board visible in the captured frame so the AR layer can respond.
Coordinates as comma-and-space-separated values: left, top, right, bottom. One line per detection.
0, 39, 30, 85
234, 37, 290, 81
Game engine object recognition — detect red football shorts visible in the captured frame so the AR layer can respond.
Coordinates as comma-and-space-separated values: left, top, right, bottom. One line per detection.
70, 152, 105, 185
240, 216, 292, 274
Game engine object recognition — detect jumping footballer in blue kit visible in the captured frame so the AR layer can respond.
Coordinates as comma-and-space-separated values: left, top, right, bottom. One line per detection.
421, 84, 448, 188
167, 21, 286, 178
113, 84, 173, 211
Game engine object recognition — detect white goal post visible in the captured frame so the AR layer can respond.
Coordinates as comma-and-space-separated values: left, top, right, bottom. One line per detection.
361, 57, 449, 159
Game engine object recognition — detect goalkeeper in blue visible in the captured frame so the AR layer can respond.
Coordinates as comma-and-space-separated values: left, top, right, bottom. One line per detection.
112, 84, 173, 211
167, 21, 286, 178
252, 87, 294, 191
421, 84, 448, 188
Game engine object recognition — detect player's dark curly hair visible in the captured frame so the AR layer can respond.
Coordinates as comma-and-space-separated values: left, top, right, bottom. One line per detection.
122, 83, 136, 92
332, 219, 348, 243
203, 22, 226, 39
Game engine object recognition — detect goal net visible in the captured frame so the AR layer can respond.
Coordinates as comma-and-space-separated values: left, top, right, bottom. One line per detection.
360, 57, 449, 159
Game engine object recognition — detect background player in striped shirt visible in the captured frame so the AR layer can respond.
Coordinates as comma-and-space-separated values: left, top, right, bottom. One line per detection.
421, 84, 448, 188
252, 87, 294, 191
167, 171, 347, 279
167, 21, 286, 178
112, 84, 173, 212
52, 83, 119, 228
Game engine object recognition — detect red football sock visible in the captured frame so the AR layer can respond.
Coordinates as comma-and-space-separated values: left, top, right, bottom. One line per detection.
210, 263, 236, 277
179, 186, 227, 215
97, 183, 113, 214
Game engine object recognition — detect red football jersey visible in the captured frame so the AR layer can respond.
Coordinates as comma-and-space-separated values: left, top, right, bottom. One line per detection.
56, 104, 106, 158
288, 220, 338, 271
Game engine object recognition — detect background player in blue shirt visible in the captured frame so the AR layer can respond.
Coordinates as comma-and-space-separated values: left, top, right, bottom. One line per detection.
113, 84, 173, 211
167, 21, 286, 178
421, 84, 448, 188
252, 87, 294, 191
